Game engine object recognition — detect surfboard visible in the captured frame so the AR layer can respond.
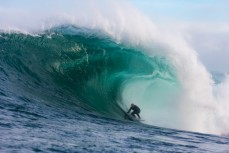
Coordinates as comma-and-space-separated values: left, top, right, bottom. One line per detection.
124, 112, 143, 122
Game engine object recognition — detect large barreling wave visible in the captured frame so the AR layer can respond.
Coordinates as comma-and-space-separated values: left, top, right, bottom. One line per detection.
0, 26, 178, 123
0, 0, 229, 135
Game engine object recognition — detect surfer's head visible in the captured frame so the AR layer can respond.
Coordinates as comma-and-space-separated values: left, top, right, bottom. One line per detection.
131, 103, 134, 107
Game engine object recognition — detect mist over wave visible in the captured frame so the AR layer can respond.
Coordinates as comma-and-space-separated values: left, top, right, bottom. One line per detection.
1, 0, 229, 135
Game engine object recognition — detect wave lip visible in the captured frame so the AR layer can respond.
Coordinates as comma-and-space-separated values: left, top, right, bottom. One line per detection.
1, 0, 229, 135
0, 26, 178, 124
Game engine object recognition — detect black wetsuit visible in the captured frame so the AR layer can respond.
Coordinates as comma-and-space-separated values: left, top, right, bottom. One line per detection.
127, 105, 141, 119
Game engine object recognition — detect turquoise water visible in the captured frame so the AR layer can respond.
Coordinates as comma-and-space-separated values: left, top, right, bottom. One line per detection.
0, 26, 228, 152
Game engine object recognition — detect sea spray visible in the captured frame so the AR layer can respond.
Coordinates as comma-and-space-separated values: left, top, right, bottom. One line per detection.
0, 0, 229, 135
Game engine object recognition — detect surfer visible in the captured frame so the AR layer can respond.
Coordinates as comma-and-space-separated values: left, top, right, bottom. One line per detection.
127, 104, 141, 119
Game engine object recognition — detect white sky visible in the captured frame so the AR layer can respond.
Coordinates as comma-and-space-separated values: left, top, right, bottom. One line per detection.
1, 0, 229, 72
131, 0, 229, 73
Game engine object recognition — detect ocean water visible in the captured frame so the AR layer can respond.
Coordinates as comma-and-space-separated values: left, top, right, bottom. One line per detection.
0, 26, 229, 152
1, 1, 229, 152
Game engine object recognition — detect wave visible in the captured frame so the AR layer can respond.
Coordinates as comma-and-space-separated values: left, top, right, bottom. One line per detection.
0, 0, 229, 135
0, 25, 177, 119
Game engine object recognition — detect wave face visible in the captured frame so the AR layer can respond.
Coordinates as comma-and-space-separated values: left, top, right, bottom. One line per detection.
0, 26, 178, 122
1, 0, 229, 136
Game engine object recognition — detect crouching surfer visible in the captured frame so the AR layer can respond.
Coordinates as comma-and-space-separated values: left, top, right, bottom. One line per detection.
127, 104, 141, 119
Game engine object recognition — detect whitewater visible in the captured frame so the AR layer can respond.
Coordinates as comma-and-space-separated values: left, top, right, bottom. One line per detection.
0, 0, 229, 152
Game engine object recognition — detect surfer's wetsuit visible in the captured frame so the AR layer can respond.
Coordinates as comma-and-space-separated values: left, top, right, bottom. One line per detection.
127, 104, 141, 119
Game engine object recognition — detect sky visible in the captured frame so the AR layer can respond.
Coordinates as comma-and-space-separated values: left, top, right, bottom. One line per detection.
131, 0, 229, 73
1, 0, 229, 72
132, 0, 229, 22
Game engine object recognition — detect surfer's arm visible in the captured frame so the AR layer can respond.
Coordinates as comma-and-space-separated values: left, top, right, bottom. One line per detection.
127, 107, 132, 113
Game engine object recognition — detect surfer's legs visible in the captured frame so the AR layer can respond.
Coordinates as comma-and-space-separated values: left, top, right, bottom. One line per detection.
131, 110, 140, 119
136, 113, 141, 119
131, 112, 136, 118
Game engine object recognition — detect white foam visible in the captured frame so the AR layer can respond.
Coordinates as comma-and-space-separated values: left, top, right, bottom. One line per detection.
1, 0, 229, 135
